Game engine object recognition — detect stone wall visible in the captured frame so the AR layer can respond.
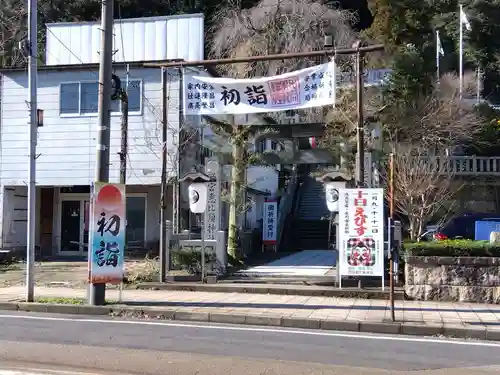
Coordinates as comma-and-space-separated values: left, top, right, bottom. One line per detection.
405, 256, 500, 303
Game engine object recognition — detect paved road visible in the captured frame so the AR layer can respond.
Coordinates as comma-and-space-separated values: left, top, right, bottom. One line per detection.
0, 311, 499, 374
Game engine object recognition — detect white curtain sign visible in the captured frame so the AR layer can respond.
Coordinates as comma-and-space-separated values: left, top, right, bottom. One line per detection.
184, 62, 336, 115
262, 201, 278, 244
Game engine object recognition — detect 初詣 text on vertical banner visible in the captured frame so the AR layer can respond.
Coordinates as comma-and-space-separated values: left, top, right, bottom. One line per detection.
89, 182, 126, 284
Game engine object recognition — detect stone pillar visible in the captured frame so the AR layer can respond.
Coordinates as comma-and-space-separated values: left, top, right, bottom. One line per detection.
172, 182, 179, 234
215, 230, 227, 273
215, 160, 222, 232
204, 182, 217, 241
165, 220, 172, 251
205, 158, 222, 237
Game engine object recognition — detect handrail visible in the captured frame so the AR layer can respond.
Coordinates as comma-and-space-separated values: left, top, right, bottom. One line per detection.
276, 169, 298, 250
292, 164, 310, 217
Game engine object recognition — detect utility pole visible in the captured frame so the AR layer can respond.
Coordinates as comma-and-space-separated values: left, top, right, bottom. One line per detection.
90, 0, 114, 306
354, 41, 365, 188
119, 92, 128, 184
119, 64, 129, 186
159, 67, 168, 282
26, 0, 38, 302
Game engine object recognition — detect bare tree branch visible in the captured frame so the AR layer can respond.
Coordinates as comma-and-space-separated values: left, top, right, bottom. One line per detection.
209, 0, 357, 78
208, 0, 358, 124
383, 72, 482, 151
380, 146, 462, 241
0, 0, 27, 66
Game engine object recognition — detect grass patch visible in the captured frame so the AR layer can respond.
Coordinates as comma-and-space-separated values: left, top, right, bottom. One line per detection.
405, 240, 500, 257
36, 297, 87, 305
36, 297, 118, 305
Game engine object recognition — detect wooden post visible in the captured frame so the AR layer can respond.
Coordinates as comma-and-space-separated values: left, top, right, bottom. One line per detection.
389, 152, 395, 322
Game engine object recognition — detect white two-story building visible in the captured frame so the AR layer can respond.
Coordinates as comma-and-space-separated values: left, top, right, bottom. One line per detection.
0, 14, 280, 258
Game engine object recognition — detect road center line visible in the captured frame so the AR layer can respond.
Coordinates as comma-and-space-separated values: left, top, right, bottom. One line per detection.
0, 313, 499, 348
0, 370, 103, 375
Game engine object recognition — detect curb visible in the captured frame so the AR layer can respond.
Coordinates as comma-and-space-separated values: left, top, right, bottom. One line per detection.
134, 283, 406, 300
1, 301, 498, 342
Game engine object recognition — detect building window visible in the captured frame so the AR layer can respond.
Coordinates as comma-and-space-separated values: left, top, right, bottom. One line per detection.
80, 82, 98, 114
126, 195, 146, 248
258, 139, 266, 153
59, 80, 142, 116
126, 80, 142, 113
60, 83, 79, 114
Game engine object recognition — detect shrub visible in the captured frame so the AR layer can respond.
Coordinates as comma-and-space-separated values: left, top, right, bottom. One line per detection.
405, 240, 500, 257
171, 248, 217, 274
124, 256, 159, 283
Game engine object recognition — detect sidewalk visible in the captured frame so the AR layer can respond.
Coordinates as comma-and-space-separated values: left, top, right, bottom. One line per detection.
1, 286, 500, 339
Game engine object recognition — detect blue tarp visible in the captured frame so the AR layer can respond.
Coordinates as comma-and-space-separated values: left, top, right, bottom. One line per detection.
474, 221, 500, 241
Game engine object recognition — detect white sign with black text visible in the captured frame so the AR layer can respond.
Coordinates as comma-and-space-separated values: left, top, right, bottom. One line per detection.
262, 201, 278, 244
203, 182, 218, 241
184, 62, 336, 115
338, 188, 384, 278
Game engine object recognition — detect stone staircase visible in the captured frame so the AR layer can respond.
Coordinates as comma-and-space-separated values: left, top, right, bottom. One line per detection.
292, 177, 331, 250
297, 177, 329, 220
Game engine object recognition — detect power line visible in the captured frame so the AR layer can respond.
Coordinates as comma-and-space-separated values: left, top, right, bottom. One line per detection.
45, 27, 164, 127
42, 25, 180, 183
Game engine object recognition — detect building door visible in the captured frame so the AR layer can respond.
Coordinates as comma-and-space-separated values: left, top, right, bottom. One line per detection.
60, 200, 81, 255
58, 194, 90, 255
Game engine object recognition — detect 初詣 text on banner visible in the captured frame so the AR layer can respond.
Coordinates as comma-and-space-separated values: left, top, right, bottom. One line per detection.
183, 62, 336, 115
89, 182, 126, 284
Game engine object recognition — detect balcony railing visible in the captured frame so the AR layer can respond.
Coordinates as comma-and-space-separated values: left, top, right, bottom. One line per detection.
429, 156, 500, 175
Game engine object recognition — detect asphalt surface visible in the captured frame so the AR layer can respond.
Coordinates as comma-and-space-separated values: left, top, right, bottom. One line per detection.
0, 311, 499, 374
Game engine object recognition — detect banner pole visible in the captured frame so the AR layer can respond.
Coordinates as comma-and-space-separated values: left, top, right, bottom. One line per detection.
389, 153, 396, 322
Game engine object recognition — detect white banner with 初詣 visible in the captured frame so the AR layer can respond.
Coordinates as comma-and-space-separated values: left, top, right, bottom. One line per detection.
183, 62, 336, 115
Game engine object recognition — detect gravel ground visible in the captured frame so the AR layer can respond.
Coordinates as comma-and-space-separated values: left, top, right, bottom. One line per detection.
0, 260, 160, 289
